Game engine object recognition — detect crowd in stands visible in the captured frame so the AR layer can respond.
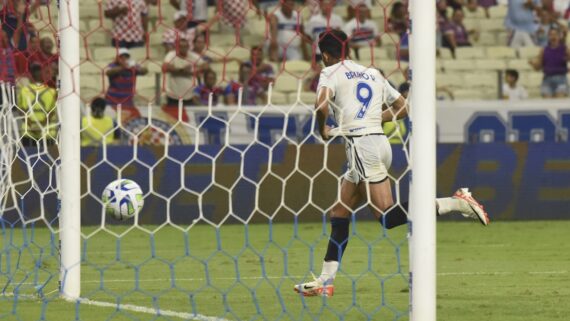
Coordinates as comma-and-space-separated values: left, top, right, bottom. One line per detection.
1, 0, 570, 146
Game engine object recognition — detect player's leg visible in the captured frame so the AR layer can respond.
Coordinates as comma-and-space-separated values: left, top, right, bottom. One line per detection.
360, 135, 489, 228
293, 178, 362, 297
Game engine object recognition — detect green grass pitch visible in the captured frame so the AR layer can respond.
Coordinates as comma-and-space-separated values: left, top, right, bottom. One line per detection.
1, 221, 569, 320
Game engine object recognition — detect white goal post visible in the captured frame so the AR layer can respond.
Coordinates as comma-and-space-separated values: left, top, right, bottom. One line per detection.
58, 0, 81, 300
409, 0, 437, 321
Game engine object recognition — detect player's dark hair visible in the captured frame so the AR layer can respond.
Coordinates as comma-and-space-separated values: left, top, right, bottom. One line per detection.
91, 97, 106, 110
318, 30, 348, 60
505, 69, 519, 81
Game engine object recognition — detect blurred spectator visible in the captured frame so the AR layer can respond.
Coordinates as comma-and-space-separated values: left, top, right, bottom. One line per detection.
447, 0, 466, 10
224, 62, 266, 105
304, 0, 343, 62
192, 69, 223, 106
163, 39, 195, 107
343, 4, 381, 58
529, 28, 570, 98
17, 63, 57, 146
163, 11, 197, 52
388, 1, 408, 36
477, 0, 498, 18
269, 0, 307, 61
219, 0, 260, 41
0, 30, 16, 86
536, 10, 567, 46
104, 0, 149, 48
346, 0, 373, 20
399, 32, 409, 61
505, 0, 541, 48
81, 97, 116, 146
437, 0, 450, 51
105, 48, 148, 108
189, 33, 213, 64
248, 46, 275, 89
163, 10, 219, 53
304, 63, 321, 92
502, 69, 528, 100
1, 0, 36, 51
443, 9, 478, 57
27, 36, 57, 86
169, 0, 207, 28
553, 0, 570, 17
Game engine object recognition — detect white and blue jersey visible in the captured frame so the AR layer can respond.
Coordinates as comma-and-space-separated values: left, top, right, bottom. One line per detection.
317, 60, 401, 137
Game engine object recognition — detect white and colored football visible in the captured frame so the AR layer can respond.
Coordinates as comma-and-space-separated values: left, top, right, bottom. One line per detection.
102, 179, 144, 220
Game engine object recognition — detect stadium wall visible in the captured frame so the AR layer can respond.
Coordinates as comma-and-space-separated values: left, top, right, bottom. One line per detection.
3, 142, 569, 225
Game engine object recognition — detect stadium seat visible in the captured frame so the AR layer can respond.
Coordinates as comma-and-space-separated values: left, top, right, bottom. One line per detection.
438, 48, 453, 59
518, 46, 541, 59
464, 73, 497, 88
227, 47, 250, 61
463, 18, 479, 31
487, 46, 516, 59
496, 32, 509, 46
463, 7, 486, 18
81, 61, 105, 75
479, 19, 505, 32
88, 18, 112, 31
298, 91, 316, 105
455, 47, 486, 59
84, 32, 108, 46
268, 91, 289, 105
213, 34, 239, 47
475, 59, 507, 70
284, 60, 312, 74
136, 75, 158, 97
436, 73, 464, 87
452, 88, 489, 100
93, 47, 119, 61
377, 59, 401, 73
274, 73, 301, 93
79, 5, 100, 19
81, 75, 106, 95
442, 59, 477, 71
489, 5, 508, 18
520, 72, 543, 87
130, 47, 161, 62
359, 48, 389, 63
144, 62, 163, 74
476, 33, 497, 46
333, 5, 348, 18
507, 59, 533, 71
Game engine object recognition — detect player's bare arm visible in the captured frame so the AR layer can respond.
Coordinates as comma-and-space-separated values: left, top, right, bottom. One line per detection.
382, 95, 407, 122
315, 87, 333, 140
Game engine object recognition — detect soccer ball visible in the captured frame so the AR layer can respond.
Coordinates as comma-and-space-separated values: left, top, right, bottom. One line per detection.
102, 179, 144, 220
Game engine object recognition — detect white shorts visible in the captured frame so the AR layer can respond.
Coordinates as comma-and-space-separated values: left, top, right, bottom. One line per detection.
344, 134, 392, 184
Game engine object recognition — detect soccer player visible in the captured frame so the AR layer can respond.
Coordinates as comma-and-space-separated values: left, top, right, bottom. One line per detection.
294, 30, 490, 297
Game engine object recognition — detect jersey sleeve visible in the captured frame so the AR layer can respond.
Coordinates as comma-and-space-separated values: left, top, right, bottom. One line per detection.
316, 68, 336, 97
383, 80, 401, 106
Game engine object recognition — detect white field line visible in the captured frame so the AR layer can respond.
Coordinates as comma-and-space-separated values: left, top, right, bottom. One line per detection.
91, 243, 510, 255
1, 293, 231, 321
13, 270, 567, 286
78, 298, 231, 321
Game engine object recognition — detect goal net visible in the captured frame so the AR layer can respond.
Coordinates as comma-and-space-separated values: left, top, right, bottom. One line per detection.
0, 0, 415, 320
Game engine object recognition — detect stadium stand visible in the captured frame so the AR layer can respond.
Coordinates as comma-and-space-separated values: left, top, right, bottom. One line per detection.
6, 0, 570, 107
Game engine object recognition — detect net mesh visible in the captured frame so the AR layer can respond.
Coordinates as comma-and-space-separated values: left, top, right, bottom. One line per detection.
1, 0, 410, 320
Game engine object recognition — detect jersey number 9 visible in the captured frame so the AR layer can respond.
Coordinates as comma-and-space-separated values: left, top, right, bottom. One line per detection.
355, 82, 373, 119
